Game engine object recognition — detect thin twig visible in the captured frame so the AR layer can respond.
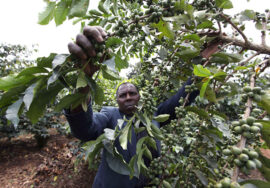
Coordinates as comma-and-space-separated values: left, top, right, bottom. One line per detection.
261, 12, 270, 46
220, 13, 249, 45
258, 111, 268, 120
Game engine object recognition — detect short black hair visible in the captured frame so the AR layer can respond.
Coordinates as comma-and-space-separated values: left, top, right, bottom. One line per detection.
116, 82, 139, 97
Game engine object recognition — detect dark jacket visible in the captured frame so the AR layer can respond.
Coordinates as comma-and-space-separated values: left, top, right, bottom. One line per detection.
65, 79, 198, 188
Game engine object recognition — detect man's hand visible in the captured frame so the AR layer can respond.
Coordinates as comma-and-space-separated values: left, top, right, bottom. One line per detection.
68, 26, 107, 76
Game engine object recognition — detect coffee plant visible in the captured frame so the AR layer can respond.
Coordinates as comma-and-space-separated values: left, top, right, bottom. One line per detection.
0, 44, 65, 147
1, 0, 270, 187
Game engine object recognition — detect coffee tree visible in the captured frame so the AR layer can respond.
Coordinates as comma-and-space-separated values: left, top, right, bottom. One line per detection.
1, 0, 270, 187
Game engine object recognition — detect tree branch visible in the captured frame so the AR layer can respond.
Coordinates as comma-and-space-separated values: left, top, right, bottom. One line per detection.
220, 13, 249, 45
197, 31, 270, 55
232, 73, 256, 182
261, 12, 270, 46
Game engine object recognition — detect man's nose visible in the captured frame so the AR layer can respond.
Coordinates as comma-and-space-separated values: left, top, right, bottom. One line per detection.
126, 93, 131, 100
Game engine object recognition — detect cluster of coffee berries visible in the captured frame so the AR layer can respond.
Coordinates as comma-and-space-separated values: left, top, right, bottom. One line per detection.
185, 84, 197, 93
140, 89, 157, 114
113, 20, 130, 37
223, 146, 262, 174
232, 116, 262, 139
145, 4, 163, 23
241, 86, 265, 102
214, 178, 240, 188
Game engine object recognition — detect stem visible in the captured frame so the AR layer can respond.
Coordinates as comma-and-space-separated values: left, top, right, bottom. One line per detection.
220, 13, 249, 45
261, 12, 270, 46
232, 73, 256, 182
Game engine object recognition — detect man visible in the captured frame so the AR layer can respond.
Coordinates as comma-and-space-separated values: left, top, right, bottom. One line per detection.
65, 26, 216, 187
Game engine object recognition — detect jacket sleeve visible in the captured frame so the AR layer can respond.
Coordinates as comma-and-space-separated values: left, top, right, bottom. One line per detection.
156, 78, 199, 127
64, 103, 111, 141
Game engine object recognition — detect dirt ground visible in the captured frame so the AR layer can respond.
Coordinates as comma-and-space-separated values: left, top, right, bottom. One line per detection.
0, 129, 95, 188
1, 129, 269, 188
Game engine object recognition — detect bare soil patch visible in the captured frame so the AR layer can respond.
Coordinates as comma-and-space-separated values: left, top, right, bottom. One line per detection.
0, 129, 95, 188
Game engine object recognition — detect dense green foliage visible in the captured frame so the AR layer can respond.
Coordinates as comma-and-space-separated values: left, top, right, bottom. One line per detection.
0, 44, 64, 147
1, 0, 270, 187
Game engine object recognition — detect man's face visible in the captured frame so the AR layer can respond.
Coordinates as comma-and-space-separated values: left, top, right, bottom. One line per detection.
116, 83, 140, 115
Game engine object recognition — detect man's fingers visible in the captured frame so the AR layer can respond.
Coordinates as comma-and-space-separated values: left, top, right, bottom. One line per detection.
76, 34, 96, 57
96, 26, 107, 37
68, 42, 87, 60
83, 26, 105, 43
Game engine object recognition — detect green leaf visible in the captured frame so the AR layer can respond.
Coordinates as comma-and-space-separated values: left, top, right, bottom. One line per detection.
211, 118, 230, 138
115, 54, 128, 71
162, 180, 172, 188
37, 53, 57, 68
200, 78, 211, 98
193, 170, 208, 186
257, 92, 270, 114
76, 72, 88, 89
154, 114, 170, 122
201, 154, 218, 169
98, 1, 109, 15
23, 76, 47, 111
258, 149, 270, 169
128, 155, 139, 178
27, 82, 64, 123
106, 37, 124, 48
89, 9, 103, 16
106, 149, 131, 175
5, 98, 23, 129
197, 20, 214, 29
182, 34, 201, 42
208, 110, 228, 120
38, 2, 56, 25
174, 0, 185, 11
68, 0, 89, 18
152, 20, 175, 39
52, 54, 67, 69
186, 106, 210, 119
205, 87, 217, 103
103, 57, 117, 72
176, 48, 200, 62
259, 165, 270, 181
23, 83, 37, 111
240, 9, 256, 22
159, 47, 168, 60
212, 52, 243, 63
101, 66, 120, 80
145, 137, 157, 151
215, 0, 233, 9
213, 71, 227, 79
240, 180, 270, 188
84, 135, 105, 168
259, 120, 270, 148
86, 77, 104, 105
119, 117, 133, 150
104, 128, 115, 141
235, 66, 248, 70
54, 0, 69, 26
193, 65, 212, 77
0, 75, 35, 91
136, 137, 147, 154
255, 22, 263, 30
137, 147, 147, 174
47, 69, 61, 87
0, 85, 27, 108
55, 93, 85, 112
17, 67, 49, 77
